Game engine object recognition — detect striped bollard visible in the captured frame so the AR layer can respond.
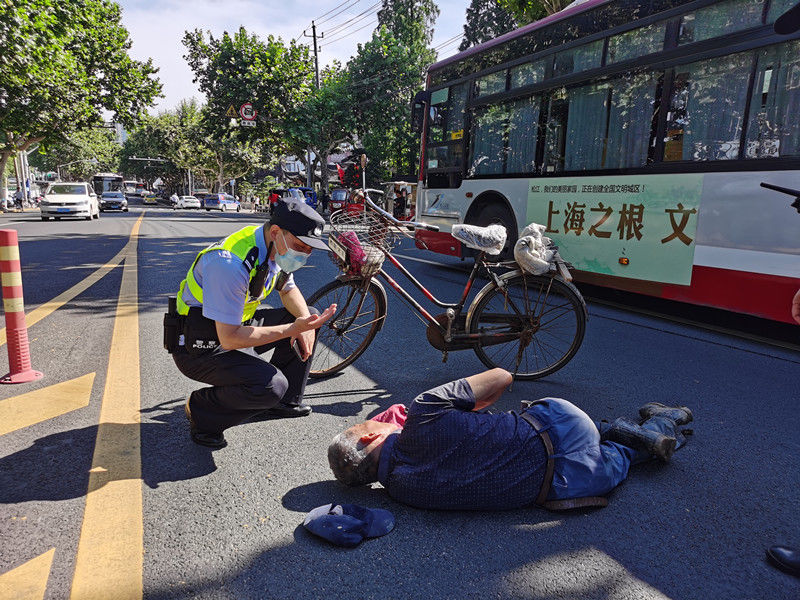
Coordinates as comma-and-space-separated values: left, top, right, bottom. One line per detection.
0, 229, 42, 383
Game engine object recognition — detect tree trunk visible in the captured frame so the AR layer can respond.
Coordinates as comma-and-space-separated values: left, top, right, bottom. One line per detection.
319, 149, 330, 196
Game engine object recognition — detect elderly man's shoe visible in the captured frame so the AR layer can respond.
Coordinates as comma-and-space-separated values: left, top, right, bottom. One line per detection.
185, 396, 227, 449
264, 403, 312, 418
767, 545, 800, 577
602, 417, 676, 462
638, 402, 693, 425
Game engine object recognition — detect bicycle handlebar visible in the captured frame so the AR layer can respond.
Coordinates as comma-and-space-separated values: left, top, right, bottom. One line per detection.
760, 182, 800, 197
363, 193, 440, 232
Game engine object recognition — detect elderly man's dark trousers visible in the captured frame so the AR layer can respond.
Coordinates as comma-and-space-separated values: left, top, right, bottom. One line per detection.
173, 306, 317, 435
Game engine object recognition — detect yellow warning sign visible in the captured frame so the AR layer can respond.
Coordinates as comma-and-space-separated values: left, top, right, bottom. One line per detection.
225, 105, 238, 118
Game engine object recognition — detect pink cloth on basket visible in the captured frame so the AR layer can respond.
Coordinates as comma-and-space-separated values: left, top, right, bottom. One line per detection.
338, 230, 365, 275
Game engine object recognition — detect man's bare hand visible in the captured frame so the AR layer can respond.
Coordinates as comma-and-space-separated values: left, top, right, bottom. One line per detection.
792, 289, 800, 326
291, 304, 337, 360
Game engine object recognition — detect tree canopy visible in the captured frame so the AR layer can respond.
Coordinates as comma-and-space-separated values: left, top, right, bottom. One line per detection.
460, 0, 518, 51
29, 127, 121, 181
499, 0, 571, 23
182, 27, 313, 150
0, 0, 161, 181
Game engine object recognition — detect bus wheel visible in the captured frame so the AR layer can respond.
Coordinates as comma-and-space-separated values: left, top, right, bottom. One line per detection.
475, 203, 517, 261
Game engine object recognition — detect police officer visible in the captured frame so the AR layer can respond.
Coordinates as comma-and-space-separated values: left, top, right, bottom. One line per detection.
172, 199, 336, 448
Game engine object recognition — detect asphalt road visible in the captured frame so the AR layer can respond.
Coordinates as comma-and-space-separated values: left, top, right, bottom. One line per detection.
0, 204, 798, 600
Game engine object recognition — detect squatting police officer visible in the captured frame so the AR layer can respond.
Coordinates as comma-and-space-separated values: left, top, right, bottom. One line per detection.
172, 199, 336, 448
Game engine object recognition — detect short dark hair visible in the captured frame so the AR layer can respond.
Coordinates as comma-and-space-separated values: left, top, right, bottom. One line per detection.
328, 429, 379, 486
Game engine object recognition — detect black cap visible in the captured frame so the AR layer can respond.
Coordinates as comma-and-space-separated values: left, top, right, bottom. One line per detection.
270, 199, 328, 250
775, 2, 800, 34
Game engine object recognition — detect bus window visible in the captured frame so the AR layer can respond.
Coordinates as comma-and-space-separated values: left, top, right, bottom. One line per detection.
506, 97, 540, 174
542, 70, 659, 172
475, 70, 507, 98
678, 0, 764, 46
745, 40, 800, 159
664, 52, 753, 161
426, 83, 468, 177
510, 60, 547, 89
607, 21, 666, 64
470, 105, 507, 175
552, 39, 603, 78
767, 0, 797, 23
446, 82, 467, 140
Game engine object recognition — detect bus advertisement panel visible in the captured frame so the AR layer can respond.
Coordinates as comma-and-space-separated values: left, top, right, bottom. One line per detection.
527, 175, 702, 285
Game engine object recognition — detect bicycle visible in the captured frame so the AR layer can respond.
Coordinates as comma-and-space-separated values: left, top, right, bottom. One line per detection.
306, 193, 588, 380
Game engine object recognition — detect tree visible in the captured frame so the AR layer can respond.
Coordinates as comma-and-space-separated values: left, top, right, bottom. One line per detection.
347, 0, 439, 184
460, 0, 518, 51
285, 66, 357, 194
29, 127, 121, 181
498, 0, 570, 23
0, 0, 161, 192
182, 27, 313, 150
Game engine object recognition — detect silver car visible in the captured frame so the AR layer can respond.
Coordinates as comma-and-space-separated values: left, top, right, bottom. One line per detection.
41, 183, 100, 221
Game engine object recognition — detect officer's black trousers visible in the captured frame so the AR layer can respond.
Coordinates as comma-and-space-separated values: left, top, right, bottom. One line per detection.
172, 306, 318, 435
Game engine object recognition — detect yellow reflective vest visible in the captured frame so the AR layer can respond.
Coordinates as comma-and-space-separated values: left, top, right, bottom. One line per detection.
176, 225, 276, 323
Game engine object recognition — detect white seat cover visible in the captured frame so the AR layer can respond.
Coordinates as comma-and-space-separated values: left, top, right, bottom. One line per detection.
450, 223, 508, 255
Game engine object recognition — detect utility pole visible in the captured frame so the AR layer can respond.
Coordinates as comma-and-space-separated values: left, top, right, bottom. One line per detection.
303, 22, 323, 189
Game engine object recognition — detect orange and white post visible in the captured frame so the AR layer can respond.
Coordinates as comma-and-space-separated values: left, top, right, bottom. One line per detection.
0, 229, 42, 383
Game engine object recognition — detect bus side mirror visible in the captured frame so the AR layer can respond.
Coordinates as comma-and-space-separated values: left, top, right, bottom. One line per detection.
412, 102, 425, 134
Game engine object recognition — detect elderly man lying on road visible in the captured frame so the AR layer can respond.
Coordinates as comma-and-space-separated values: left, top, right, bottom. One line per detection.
328, 369, 692, 510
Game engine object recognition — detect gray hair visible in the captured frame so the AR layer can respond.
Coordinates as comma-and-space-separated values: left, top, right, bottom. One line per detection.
328, 429, 378, 486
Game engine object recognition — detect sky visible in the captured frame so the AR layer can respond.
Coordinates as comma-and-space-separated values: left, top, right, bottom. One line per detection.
118, 0, 472, 113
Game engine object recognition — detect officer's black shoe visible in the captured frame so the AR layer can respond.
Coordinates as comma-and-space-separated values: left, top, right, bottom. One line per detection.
767, 545, 800, 577
185, 396, 227, 449
638, 402, 693, 425
263, 403, 312, 418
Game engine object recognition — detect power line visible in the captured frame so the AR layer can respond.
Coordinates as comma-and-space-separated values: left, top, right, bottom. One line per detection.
314, 0, 360, 22
434, 33, 464, 51
322, 18, 378, 47
324, 0, 381, 36
316, 0, 364, 26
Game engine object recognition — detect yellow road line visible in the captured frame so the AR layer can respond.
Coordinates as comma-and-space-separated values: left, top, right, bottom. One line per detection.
0, 246, 128, 346
0, 373, 95, 436
0, 548, 55, 600
70, 214, 144, 600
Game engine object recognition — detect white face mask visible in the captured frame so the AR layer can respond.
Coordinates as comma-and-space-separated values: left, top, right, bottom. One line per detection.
274, 231, 310, 273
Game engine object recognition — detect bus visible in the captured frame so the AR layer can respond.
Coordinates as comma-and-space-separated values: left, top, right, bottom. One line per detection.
91, 172, 124, 196
123, 180, 147, 196
412, 0, 800, 324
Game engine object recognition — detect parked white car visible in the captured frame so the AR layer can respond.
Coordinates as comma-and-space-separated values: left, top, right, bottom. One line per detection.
40, 182, 100, 221
175, 195, 201, 209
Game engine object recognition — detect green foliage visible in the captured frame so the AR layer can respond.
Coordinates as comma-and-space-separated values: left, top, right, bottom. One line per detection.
348, 0, 438, 184
121, 99, 265, 193
29, 127, 121, 180
0, 0, 161, 176
460, 0, 518, 51
182, 27, 313, 150
285, 66, 357, 192
498, 0, 570, 23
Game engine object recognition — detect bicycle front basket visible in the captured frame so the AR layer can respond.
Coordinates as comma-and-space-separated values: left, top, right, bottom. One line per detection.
328, 209, 397, 276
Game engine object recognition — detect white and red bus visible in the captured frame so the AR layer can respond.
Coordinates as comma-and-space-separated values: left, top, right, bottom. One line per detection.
413, 0, 800, 323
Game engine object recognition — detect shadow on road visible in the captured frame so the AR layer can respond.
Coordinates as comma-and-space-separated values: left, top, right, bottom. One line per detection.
0, 400, 217, 503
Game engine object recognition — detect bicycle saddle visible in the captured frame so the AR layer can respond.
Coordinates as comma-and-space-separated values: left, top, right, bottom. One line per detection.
451, 223, 507, 255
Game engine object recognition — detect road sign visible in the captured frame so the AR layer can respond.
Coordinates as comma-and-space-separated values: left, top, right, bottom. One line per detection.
239, 102, 257, 121
240, 119, 256, 128
225, 105, 238, 118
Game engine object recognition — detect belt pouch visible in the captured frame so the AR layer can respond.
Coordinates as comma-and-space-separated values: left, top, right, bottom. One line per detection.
184, 306, 220, 355
163, 296, 182, 353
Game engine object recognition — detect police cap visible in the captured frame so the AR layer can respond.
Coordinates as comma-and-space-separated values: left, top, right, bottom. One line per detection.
270, 199, 328, 250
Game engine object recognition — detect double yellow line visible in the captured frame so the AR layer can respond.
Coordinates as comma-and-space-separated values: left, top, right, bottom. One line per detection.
70, 214, 144, 599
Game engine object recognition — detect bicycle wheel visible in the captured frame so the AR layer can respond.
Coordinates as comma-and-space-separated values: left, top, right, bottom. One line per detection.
307, 278, 387, 378
468, 273, 586, 380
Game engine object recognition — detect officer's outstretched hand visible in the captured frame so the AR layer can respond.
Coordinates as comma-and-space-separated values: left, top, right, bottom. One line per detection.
291, 304, 337, 361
